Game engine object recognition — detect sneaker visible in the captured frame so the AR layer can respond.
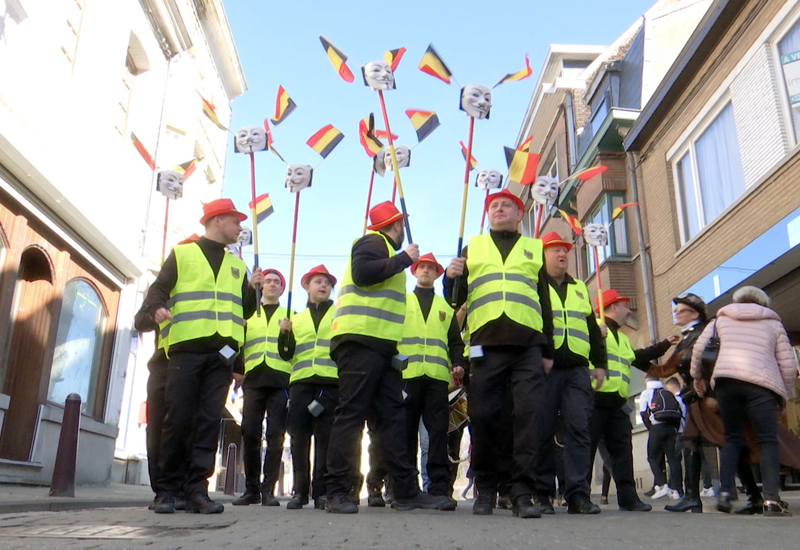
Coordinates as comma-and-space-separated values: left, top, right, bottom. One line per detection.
700, 487, 715, 498
651, 485, 671, 500
153, 495, 175, 514
261, 493, 280, 506
185, 494, 224, 514
231, 491, 261, 506
473, 491, 494, 515
286, 494, 307, 510
567, 494, 601, 515
669, 490, 681, 500
511, 496, 542, 519
391, 492, 454, 512
326, 492, 358, 514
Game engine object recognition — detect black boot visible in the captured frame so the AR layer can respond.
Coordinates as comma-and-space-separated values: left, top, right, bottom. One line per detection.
666, 450, 702, 513
735, 460, 763, 515
367, 485, 385, 507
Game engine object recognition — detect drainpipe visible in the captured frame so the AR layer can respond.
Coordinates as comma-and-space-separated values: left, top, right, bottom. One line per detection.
565, 91, 578, 172
627, 151, 657, 343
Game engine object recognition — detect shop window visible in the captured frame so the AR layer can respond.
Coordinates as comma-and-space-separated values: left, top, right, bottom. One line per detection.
48, 279, 107, 415
778, 17, 800, 144
585, 193, 630, 276
673, 102, 745, 242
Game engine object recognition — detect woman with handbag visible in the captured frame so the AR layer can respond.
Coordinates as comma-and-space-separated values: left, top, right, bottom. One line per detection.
690, 286, 797, 517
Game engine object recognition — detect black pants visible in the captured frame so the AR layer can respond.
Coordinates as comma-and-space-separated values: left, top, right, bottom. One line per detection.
535, 366, 594, 501
240, 383, 288, 495
468, 345, 546, 500
158, 351, 232, 498
403, 376, 452, 496
288, 383, 338, 500
647, 422, 682, 490
716, 378, 782, 501
146, 351, 168, 495
588, 404, 640, 507
326, 342, 418, 498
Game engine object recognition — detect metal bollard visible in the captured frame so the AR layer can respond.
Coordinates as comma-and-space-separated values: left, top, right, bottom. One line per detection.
223, 443, 237, 495
49, 393, 82, 497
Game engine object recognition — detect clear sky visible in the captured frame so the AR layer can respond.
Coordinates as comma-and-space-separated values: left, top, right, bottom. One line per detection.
221, 0, 655, 306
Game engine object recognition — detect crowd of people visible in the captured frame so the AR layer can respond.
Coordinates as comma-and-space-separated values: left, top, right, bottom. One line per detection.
134, 192, 799, 518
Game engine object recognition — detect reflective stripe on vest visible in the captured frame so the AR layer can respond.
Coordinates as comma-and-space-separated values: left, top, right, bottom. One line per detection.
291, 306, 338, 383
549, 279, 593, 359
242, 306, 291, 374
163, 243, 246, 349
466, 234, 543, 337
595, 329, 635, 399
398, 294, 453, 382
330, 231, 406, 342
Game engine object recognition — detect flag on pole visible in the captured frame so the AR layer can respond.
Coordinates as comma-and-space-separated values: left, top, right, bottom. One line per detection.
557, 206, 582, 235
384, 47, 407, 71
611, 202, 639, 220
405, 109, 440, 143
418, 44, 453, 84
130, 132, 155, 169
358, 115, 384, 157
460, 141, 478, 171
504, 147, 540, 186
262, 119, 286, 163
199, 93, 228, 131
249, 193, 274, 224
493, 54, 533, 88
517, 135, 534, 152
375, 129, 399, 140
562, 165, 608, 185
271, 86, 297, 125
320, 36, 354, 83
306, 124, 344, 158
172, 157, 201, 181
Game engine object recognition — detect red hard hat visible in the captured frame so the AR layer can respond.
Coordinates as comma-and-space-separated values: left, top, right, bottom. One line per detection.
262, 269, 286, 295
484, 189, 524, 212
595, 288, 630, 313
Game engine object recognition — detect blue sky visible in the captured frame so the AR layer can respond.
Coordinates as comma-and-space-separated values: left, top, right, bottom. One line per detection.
222, 0, 655, 305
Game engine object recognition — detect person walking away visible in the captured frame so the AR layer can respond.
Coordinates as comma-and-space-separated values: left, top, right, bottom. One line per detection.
640, 374, 683, 500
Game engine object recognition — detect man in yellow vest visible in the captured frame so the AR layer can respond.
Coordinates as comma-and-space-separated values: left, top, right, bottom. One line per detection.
536, 232, 606, 515
143, 198, 265, 514
589, 289, 678, 512
399, 253, 466, 509
277, 265, 338, 510
231, 269, 291, 507
444, 189, 555, 519
325, 201, 453, 514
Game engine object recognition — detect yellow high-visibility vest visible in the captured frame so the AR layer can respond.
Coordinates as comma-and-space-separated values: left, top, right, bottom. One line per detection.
290, 305, 337, 383
398, 293, 453, 382
594, 328, 634, 399
550, 279, 593, 359
243, 306, 291, 374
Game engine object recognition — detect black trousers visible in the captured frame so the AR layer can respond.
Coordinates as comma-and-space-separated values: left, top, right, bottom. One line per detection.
326, 342, 418, 499
145, 351, 168, 495
240, 383, 288, 495
588, 404, 640, 507
403, 376, 452, 496
716, 378, 782, 501
288, 383, 338, 500
468, 345, 546, 500
158, 351, 232, 498
535, 366, 594, 501
647, 422, 681, 490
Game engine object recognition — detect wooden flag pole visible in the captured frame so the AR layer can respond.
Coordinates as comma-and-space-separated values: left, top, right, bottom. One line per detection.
452, 116, 475, 306
286, 191, 301, 321
161, 197, 170, 264
377, 90, 412, 244
479, 189, 488, 234
534, 204, 544, 239
391, 172, 397, 205
363, 164, 376, 236
248, 152, 262, 317
593, 245, 605, 324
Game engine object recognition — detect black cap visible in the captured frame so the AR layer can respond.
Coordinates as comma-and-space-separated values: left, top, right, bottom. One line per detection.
673, 293, 707, 322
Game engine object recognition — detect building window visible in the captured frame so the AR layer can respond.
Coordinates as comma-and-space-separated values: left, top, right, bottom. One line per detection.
673, 102, 745, 242
585, 193, 630, 275
48, 279, 107, 415
590, 96, 609, 138
778, 17, 800, 144
541, 145, 559, 180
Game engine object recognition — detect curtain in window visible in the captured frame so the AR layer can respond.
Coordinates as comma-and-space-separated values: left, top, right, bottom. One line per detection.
778, 19, 800, 143
695, 103, 745, 224
676, 152, 701, 239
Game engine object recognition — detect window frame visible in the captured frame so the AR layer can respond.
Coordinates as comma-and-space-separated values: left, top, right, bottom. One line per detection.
772, 8, 800, 146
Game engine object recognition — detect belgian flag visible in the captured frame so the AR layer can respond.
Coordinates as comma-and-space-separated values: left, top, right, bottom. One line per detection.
271, 86, 297, 125
460, 141, 478, 171
375, 129, 398, 140
517, 135, 534, 153
249, 193, 274, 225
405, 109, 440, 143
504, 147, 539, 186
172, 157, 201, 182
130, 132, 155, 170
493, 54, 533, 88
611, 202, 639, 220
556, 206, 582, 236
358, 114, 384, 158
418, 44, 453, 84
564, 165, 608, 184
320, 36, 354, 83
384, 47, 407, 71
306, 124, 344, 158
199, 93, 227, 131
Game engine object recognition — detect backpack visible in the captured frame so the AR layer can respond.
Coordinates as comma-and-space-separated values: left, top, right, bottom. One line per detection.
650, 388, 682, 424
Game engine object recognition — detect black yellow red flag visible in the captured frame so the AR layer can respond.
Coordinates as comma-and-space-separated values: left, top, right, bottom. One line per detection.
504, 147, 540, 186
384, 47, 407, 71
418, 44, 453, 84
130, 132, 155, 170
460, 141, 478, 171
271, 86, 297, 125
358, 115, 384, 158
320, 36, 355, 83
199, 93, 228, 131
249, 193, 274, 224
494, 54, 533, 88
306, 124, 344, 158
405, 109, 440, 143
